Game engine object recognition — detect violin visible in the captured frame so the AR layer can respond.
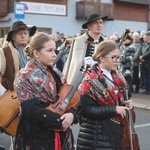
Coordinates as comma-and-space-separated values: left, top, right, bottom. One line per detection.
121, 109, 140, 150
120, 84, 140, 150
46, 64, 91, 115
117, 70, 140, 150
54, 38, 72, 65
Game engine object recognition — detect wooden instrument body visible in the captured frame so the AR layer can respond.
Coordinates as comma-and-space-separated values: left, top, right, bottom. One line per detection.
121, 109, 140, 150
0, 91, 19, 136
46, 84, 80, 115
46, 65, 91, 115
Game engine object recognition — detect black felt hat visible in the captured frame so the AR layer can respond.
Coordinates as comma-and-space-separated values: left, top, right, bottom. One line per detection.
7, 21, 36, 41
82, 13, 108, 29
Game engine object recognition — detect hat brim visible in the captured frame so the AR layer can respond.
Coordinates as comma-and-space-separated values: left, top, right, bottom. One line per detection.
6, 31, 14, 42
28, 26, 37, 37
82, 16, 108, 29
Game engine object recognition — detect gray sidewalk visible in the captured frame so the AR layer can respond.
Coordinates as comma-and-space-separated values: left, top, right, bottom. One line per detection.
132, 91, 150, 110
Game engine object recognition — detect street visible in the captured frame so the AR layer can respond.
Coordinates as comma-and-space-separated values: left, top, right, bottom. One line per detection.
0, 108, 150, 150
134, 108, 150, 150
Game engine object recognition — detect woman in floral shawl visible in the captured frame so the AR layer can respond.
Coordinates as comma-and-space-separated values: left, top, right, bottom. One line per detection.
14, 32, 77, 150
77, 40, 134, 150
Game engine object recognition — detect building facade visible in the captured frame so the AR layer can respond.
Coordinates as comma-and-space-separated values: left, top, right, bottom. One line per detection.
0, 0, 150, 38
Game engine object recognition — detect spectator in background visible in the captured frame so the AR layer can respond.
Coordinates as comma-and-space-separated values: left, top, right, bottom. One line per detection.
131, 32, 141, 93
139, 31, 150, 95
120, 35, 135, 98
60, 33, 65, 43
54, 33, 62, 49
139, 30, 146, 43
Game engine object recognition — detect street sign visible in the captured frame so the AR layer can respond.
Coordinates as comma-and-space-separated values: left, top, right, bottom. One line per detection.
14, 2, 25, 19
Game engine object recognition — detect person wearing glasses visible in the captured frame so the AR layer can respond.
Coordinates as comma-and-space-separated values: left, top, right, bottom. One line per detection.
77, 40, 133, 150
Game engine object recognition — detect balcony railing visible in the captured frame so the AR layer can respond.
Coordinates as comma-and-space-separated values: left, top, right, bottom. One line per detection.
76, 1, 114, 20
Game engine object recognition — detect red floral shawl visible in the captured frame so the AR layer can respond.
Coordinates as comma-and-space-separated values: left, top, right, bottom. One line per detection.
14, 59, 66, 103
79, 64, 127, 106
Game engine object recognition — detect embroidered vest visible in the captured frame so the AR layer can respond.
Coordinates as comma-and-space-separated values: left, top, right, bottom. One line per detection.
1, 46, 15, 91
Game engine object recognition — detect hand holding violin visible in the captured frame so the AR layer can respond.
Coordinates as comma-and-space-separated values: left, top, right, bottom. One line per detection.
61, 112, 74, 132
116, 99, 133, 118
125, 99, 133, 109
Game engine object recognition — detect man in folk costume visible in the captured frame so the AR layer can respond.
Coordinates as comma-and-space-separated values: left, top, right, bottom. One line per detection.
0, 21, 36, 150
63, 13, 107, 85
0, 21, 36, 91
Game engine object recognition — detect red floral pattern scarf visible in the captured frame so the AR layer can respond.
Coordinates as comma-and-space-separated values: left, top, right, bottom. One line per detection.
79, 64, 127, 107
14, 59, 66, 103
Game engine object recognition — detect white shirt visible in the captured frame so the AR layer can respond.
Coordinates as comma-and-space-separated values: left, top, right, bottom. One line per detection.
101, 68, 113, 81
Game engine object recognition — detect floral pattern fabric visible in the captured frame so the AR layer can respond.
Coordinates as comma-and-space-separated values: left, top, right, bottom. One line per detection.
14, 59, 66, 103
79, 64, 127, 122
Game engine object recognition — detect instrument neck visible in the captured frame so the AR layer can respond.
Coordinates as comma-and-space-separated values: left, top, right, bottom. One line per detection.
64, 69, 87, 104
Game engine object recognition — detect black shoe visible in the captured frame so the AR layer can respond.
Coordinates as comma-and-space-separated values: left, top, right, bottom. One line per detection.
0, 145, 5, 150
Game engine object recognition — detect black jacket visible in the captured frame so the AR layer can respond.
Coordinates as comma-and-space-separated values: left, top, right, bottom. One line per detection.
77, 95, 123, 150
14, 98, 76, 150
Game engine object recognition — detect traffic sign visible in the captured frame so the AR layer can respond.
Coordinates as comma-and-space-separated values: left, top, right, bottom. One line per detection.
14, 2, 25, 19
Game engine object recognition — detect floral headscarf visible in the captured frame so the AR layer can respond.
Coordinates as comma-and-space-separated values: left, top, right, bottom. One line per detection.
14, 59, 66, 103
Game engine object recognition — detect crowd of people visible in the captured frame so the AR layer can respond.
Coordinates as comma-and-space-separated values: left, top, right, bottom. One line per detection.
0, 12, 149, 149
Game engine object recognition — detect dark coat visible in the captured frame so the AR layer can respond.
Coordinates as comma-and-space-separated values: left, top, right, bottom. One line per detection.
14, 98, 76, 150
77, 95, 123, 150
